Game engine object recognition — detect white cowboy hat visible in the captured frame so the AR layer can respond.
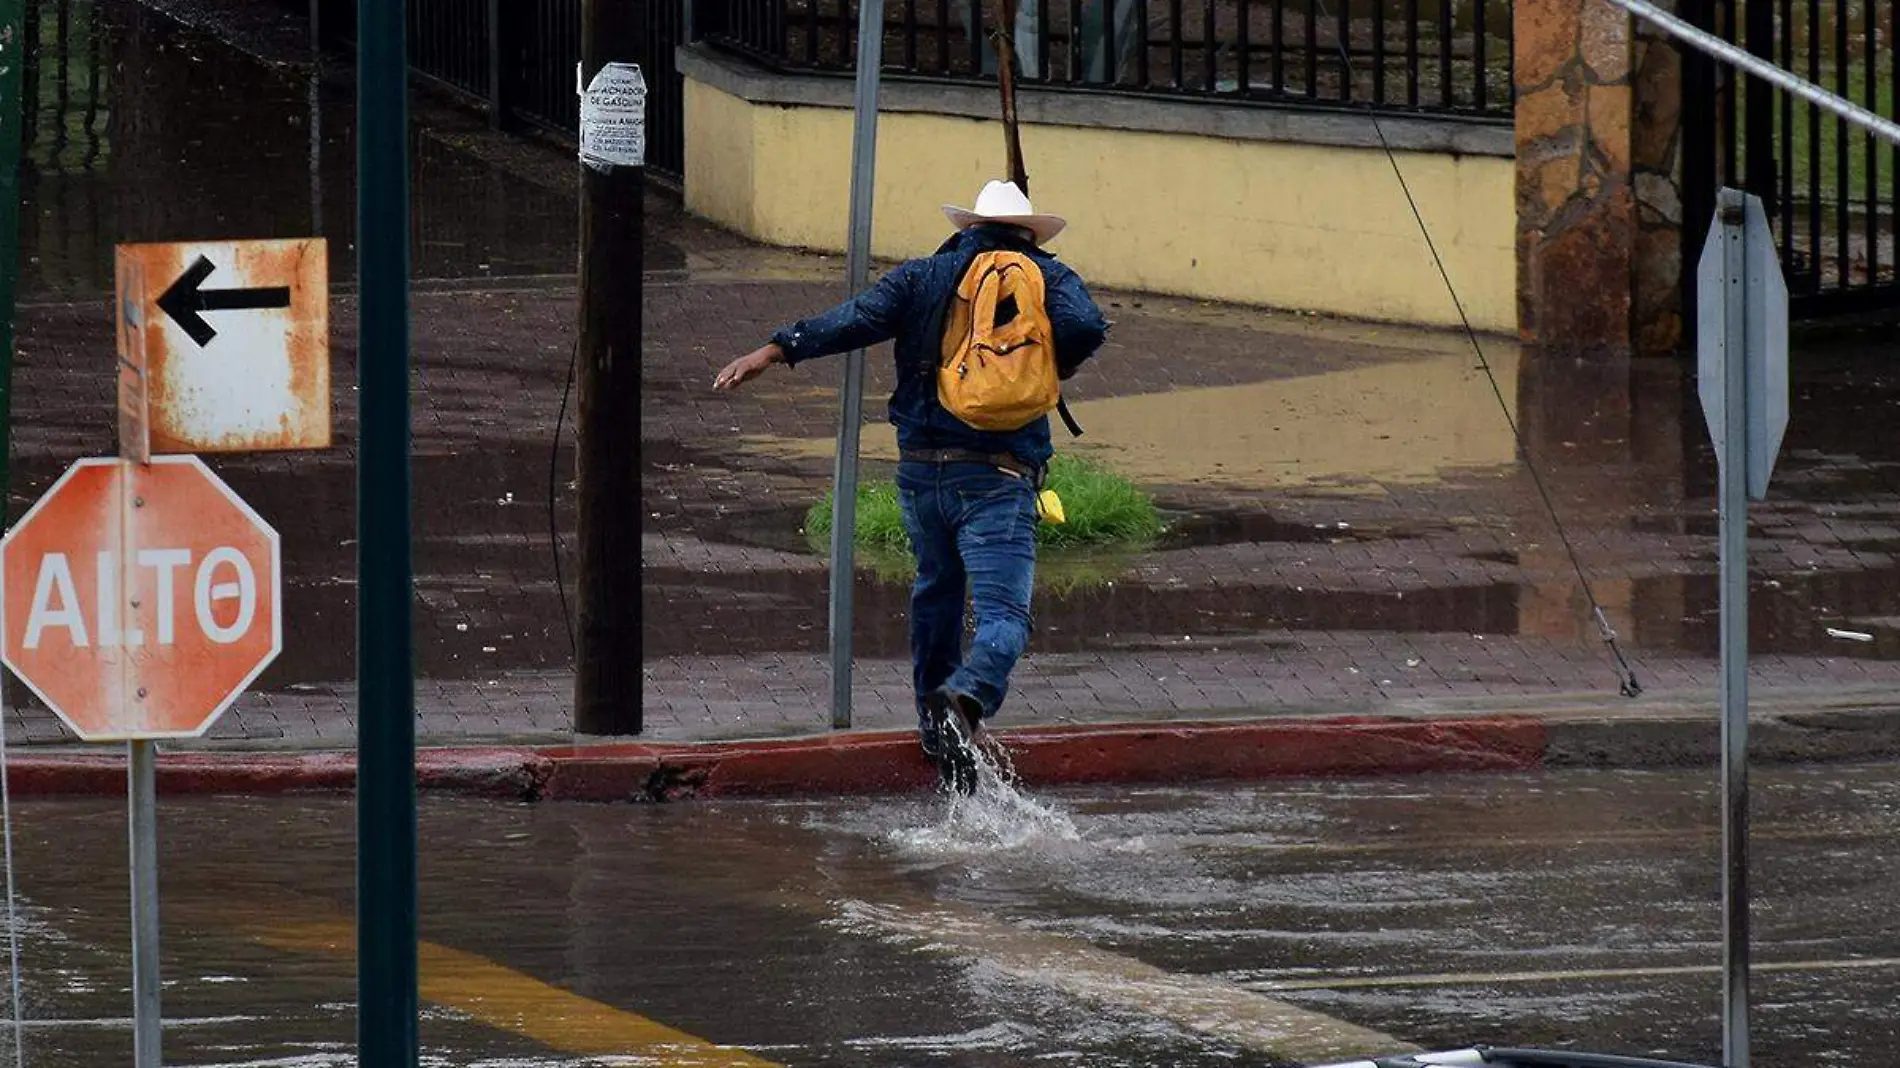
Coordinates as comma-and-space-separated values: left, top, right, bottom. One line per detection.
942, 180, 1067, 245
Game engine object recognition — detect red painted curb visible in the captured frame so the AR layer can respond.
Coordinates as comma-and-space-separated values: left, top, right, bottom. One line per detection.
537, 733, 940, 802
1004, 715, 1547, 785
1, 748, 541, 799
0, 716, 1547, 800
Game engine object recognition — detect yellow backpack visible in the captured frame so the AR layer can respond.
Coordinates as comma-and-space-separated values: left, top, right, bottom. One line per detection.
938, 251, 1069, 434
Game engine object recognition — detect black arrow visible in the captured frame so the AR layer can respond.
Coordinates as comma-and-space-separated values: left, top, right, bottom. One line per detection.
157, 255, 292, 348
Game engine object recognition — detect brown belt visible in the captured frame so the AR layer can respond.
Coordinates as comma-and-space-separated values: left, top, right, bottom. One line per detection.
898, 448, 1035, 478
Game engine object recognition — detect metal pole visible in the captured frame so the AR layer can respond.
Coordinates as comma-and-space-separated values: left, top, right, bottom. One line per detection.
128, 739, 160, 1068
574, 5, 646, 737
0, 0, 25, 522
1604, 0, 1900, 150
487, 0, 507, 129
828, 0, 886, 730
1741, 0, 1773, 204
356, 0, 418, 1058
1715, 187, 1750, 1068
308, 58, 323, 239
0, 20, 19, 1024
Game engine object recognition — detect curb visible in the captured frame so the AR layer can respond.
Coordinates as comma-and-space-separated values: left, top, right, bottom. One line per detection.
10, 706, 1897, 801
1543, 705, 1900, 768
1, 716, 1546, 801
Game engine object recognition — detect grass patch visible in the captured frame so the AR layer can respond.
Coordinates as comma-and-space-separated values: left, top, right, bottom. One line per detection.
1737, 54, 1896, 208
848, 544, 1151, 594
803, 454, 1165, 559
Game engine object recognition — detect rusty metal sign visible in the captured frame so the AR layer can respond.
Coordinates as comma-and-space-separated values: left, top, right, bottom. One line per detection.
114, 238, 331, 453
115, 253, 152, 464
0, 455, 283, 741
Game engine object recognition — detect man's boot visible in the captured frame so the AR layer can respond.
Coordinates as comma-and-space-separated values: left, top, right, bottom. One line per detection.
923, 687, 982, 796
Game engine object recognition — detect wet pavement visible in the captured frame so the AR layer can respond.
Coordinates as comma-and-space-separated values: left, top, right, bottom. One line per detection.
638, 303, 1900, 740
7, 0, 1900, 748
15, 0, 813, 299
3, 763, 1899, 1064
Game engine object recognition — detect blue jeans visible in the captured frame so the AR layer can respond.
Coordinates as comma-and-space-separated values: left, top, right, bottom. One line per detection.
896, 461, 1039, 743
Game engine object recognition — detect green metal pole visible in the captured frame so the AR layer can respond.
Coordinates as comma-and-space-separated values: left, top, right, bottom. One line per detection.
356, 0, 417, 1061
0, 0, 25, 526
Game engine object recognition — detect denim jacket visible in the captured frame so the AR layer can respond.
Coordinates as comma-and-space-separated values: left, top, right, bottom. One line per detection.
769, 225, 1110, 469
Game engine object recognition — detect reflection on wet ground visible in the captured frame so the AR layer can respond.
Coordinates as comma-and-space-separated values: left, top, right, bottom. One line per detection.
5, 764, 1900, 1065
15, 0, 1900, 745
651, 333, 1900, 664
739, 347, 1525, 491
15, 0, 713, 297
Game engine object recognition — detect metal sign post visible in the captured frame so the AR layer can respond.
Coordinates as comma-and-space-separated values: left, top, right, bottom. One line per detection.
2, 458, 287, 1068
112, 154, 335, 1068
0, 229, 315, 1068
356, 0, 420, 1047
827, 0, 887, 730
0, 0, 24, 516
1694, 186, 1789, 1068
121, 352, 160, 1068
128, 739, 160, 1067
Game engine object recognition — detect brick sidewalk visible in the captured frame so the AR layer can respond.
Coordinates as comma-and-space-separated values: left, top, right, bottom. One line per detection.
7, 231, 1899, 749
8, 68, 1900, 753
5, 0, 1893, 763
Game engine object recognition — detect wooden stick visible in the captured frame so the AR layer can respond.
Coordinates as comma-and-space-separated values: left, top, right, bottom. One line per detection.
988, 0, 1030, 194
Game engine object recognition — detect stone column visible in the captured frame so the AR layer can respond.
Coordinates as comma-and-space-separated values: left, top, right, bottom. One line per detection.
1516, 0, 1683, 358
1516, 0, 1635, 358
1632, 7, 1687, 354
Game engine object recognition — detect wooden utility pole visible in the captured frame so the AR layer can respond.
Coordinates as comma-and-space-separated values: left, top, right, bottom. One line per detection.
575, 0, 646, 734
990, 0, 1030, 193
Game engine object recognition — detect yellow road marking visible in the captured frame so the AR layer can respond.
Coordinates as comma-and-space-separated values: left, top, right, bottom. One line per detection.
1252, 956, 1900, 993
248, 919, 780, 1067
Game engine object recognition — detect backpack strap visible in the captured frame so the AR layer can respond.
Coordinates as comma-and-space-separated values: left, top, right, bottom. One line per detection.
1056, 396, 1083, 437
927, 244, 986, 370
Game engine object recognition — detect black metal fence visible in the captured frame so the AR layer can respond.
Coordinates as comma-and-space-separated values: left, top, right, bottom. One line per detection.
19, 0, 113, 300
1684, 0, 1900, 318
698, 0, 1514, 117
22, 0, 110, 176
304, 0, 1507, 185
408, 0, 493, 101
313, 0, 686, 180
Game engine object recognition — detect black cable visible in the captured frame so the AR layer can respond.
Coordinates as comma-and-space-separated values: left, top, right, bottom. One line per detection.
1307, 7, 1643, 697
549, 340, 579, 658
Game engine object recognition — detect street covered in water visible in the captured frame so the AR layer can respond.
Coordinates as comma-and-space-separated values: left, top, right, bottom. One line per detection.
0, 763, 1894, 1066
2, 0, 1900, 1065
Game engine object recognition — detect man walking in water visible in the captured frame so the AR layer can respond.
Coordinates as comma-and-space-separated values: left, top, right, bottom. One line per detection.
714, 180, 1109, 793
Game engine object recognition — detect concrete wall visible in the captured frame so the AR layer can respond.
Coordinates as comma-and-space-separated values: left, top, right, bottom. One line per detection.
679, 46, 1520, 333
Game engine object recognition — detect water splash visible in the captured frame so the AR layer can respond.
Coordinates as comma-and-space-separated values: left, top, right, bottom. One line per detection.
890, 738, 1083, 855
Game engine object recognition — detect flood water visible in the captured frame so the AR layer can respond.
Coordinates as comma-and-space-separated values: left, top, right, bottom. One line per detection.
13, 0, 1900, 742
0, 763, 1896, 1065
17, 0, 627, 298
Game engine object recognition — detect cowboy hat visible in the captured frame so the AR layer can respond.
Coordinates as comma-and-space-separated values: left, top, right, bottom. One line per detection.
942, 180, 1067, 245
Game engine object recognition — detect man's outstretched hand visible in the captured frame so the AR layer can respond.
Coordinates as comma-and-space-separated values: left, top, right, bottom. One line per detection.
713, 344, 785, 391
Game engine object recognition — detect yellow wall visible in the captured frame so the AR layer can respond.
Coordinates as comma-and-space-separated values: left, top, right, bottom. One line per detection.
684, 79, 1517, 332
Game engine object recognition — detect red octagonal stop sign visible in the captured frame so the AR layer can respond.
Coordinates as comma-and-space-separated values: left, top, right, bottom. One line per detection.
0, 456, 281, 741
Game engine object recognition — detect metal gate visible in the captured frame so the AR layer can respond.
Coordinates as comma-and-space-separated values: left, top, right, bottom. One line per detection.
311, 0, 686, 182
1682, 0, 1900, 318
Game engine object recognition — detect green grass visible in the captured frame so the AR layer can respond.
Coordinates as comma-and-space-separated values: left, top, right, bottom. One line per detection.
802, 454, 1166, 564
1741, 57, 1896, 207
845, 543, 1154, 595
